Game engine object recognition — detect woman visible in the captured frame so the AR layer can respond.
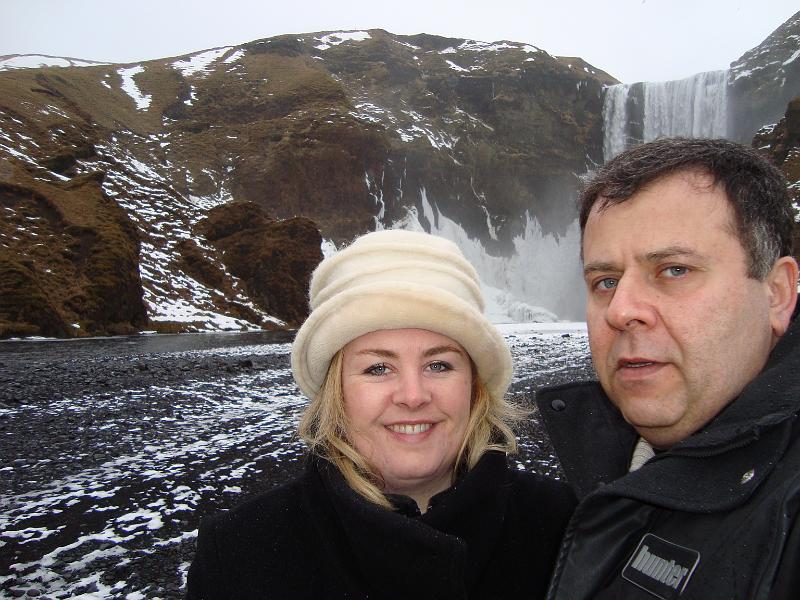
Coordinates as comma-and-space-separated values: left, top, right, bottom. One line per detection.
186, 229, 576, 599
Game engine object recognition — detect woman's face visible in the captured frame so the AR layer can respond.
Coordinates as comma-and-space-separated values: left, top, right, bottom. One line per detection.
341, 328, 473, 503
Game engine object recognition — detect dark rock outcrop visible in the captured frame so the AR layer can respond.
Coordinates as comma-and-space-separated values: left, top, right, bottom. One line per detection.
198, 203, 323, 325
753, 96, 800, 263
0, 257, 68, 338
0, 168, 148, 337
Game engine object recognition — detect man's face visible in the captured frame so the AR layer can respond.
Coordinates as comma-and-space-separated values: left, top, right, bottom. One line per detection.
582, 170, 781, 448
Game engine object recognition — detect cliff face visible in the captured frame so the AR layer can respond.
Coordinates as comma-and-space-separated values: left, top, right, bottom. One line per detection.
196, 204, 322, 327
0, 164, 147, 338
729, 11, 800, 143
167, 31, 613, 246
0, 30, 614, 335
753, 96, 800, 263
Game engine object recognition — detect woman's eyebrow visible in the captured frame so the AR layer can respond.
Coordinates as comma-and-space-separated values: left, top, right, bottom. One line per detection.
423, 345, 464, 358
355, 349, 397, 358
354, 345, 464, 359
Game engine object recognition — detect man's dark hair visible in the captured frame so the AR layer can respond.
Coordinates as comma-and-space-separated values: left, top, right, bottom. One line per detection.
579, 137, 794, 279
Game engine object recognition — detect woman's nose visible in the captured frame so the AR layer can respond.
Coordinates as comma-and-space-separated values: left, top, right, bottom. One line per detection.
393, 371, 431, 408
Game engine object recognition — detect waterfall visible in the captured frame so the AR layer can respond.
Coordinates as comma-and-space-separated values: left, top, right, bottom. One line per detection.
603, 70, 730, 161
390, 188, 585, 322
602, 83, 631, 161
643, 70, 729, 140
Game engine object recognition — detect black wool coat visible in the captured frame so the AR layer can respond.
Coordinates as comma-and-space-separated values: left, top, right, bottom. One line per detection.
186, 450, 576, 599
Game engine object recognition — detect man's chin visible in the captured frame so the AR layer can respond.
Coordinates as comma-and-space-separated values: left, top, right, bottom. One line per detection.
629, 422, 689, 449
616, 404, 686, 447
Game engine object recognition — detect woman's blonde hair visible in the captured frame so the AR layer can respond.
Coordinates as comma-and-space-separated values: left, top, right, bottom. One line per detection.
298, 349, 521, 509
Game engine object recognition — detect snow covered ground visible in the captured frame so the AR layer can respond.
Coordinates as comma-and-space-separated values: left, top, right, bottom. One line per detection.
0, 325, 591, 599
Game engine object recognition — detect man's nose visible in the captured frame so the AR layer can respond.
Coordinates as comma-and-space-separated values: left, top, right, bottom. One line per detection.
394, 371, 431, 408
605, 275, 658, 331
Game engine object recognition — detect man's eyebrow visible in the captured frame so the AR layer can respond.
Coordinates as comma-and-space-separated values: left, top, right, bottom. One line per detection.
583, 261, 618, 277
644, 245, 707, 262
583, 247, 708, 276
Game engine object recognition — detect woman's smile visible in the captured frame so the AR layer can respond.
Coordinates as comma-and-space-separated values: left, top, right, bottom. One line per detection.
386, 422, 435, 435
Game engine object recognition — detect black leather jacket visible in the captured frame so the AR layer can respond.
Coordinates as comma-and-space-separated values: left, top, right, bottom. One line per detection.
536, 317, 800, 599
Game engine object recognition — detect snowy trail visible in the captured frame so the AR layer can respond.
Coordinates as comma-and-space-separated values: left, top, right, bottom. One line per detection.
0, 326, 591, 599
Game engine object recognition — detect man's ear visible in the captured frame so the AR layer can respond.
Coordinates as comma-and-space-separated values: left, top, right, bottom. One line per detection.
766, 256, 799, 338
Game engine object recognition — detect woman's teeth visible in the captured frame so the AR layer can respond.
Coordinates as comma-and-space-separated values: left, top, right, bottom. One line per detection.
388, 423, 432, 434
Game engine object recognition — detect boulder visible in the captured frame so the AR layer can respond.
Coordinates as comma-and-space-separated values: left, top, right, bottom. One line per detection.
197, 203, 323, 325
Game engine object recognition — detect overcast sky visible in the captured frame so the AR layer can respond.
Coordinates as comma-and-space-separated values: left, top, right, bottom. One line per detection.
3, 1, 798, 83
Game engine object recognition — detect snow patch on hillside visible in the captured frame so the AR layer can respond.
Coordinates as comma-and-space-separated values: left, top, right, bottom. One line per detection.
118, 66, 152, 110
0, 54, 107, 72
314, 31, 371, 51
440, 40, 544, 55
223, 49, 246, 65
172, 47, 232, 78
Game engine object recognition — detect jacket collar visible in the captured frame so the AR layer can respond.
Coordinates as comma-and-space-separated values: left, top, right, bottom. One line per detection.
673, 312, 800, 452
536, 381, 637, 499
310, 451, 513, 598
538, 317, 800, 511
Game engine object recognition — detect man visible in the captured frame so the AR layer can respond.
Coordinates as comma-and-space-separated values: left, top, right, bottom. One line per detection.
537, 137, 800, 599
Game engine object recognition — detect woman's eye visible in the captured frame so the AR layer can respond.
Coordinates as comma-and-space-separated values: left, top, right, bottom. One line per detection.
428, 361, 452, 373
365, 363, 388, 376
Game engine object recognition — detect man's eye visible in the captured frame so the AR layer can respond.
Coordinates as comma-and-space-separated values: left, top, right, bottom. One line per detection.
365, 363, 388, 376
662, 266, 689, 278
595, 278, 618, 291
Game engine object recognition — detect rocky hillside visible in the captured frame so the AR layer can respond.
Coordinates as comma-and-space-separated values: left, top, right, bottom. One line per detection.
729, 11, 800, 142
0, 29, 614, 337
753, 95, 800, 263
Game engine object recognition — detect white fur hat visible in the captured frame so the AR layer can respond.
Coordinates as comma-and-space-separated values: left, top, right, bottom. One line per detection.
291, 229, 512, 401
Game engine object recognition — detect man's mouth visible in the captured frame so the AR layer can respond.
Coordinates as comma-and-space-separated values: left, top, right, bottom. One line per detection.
618, 358, 658, 369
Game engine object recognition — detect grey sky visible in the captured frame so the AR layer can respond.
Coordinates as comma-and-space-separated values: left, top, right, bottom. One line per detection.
2, 0, 798, 83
